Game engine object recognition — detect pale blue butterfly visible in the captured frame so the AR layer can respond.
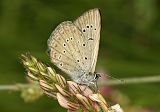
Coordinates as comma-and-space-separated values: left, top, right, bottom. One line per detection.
48, 8, 101, 85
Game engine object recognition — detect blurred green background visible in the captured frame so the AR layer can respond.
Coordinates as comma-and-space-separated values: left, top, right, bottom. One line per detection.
0, 0, 160, 112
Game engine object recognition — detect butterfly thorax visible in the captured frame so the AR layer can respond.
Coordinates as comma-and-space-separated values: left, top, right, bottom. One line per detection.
72, 71, 100, 85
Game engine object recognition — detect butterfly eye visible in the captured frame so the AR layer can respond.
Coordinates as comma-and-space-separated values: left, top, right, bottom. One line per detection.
85, 57, 87, 60
94, 73, 101, 80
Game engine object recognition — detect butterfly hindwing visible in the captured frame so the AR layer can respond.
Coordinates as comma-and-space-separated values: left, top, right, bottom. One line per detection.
48, 21, 91, 79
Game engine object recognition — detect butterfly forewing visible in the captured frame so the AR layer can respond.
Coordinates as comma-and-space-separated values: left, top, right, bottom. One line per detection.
73, 8, 101, 74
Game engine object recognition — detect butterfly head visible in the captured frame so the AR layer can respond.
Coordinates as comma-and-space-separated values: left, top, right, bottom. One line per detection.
86, 72, 101, 91
94, 72, 101, 80
81, 72, 101, 86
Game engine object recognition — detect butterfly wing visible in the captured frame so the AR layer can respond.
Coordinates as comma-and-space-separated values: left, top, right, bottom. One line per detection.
48, 21, 92, 82
73, 8, 101, 74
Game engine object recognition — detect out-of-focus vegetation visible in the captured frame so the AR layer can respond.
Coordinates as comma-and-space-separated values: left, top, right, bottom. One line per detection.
0, 0, 160, 112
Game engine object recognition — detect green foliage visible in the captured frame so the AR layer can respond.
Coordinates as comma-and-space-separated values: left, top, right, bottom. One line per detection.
0, 0, 160, 112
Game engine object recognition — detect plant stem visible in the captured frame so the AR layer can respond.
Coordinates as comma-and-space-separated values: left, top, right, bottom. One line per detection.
99, 75, 160, 86
0, 84, 32, 91
0, 75, 160, 91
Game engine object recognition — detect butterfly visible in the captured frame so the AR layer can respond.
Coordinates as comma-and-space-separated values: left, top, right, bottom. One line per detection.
47, 8, 101, 85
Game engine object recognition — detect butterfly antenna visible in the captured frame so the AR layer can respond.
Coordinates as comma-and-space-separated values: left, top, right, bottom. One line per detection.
106, 74, 125, 84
